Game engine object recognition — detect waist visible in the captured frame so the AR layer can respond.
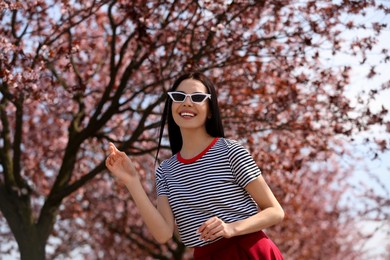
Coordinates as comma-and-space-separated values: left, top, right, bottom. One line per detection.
193, 231, 268, 256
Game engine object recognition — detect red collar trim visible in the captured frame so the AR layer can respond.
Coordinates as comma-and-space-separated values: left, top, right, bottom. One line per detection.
177, 137, 219, 164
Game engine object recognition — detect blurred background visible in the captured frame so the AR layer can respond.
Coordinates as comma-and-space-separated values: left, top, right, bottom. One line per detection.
1, 1, 389, 259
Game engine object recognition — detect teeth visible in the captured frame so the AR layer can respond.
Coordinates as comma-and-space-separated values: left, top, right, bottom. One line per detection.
180, 112, 195, 117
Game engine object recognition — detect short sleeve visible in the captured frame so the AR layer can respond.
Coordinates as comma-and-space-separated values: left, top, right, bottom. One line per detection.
155, 163, 169, 196
227, 140, 261, 187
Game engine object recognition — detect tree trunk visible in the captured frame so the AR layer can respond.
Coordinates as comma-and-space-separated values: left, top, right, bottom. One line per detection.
0, 186, 49, 260
17, 234, 46, 260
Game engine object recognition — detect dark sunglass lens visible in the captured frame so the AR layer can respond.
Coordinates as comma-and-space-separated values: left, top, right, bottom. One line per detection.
192, 94, 207, 102
172, 93, 185, 101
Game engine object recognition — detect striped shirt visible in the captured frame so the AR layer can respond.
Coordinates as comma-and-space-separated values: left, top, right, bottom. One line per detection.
155, 137, 261, 247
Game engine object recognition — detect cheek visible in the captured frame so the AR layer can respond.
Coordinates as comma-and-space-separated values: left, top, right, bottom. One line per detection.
171, 102, 180, 114
171, 103, 181, 123
197, 105, 210, 122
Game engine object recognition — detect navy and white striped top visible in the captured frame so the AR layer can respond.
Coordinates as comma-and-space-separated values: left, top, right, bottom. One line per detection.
155, 137, 261, 247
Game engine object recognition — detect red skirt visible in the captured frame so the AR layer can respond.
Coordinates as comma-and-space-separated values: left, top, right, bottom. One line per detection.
193, 231, 284, 260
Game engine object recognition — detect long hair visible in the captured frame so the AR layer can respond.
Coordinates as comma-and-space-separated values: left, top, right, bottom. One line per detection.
155, 71, 225, 162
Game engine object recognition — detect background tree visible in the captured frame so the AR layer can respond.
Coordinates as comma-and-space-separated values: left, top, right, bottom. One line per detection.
1, 0, 389, 259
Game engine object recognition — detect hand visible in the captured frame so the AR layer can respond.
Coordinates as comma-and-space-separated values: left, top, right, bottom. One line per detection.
197, 216, 234, 241
105, 142, 138, 184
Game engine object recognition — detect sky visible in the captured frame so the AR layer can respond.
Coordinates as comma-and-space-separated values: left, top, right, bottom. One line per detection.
332, 8, 390, 258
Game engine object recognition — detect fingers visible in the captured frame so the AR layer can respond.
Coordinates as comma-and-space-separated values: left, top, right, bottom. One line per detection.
197, 217, 217, 232
105, 153, 115, 168
197, 217, 224, 241
109, 142, 119, 154
106, 143, 121, 168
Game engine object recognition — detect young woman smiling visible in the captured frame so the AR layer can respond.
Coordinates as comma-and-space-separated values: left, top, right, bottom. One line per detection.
106, 72, 285, 259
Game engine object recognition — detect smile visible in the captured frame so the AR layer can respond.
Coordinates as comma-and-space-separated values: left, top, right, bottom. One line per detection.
180, 112, 196, 117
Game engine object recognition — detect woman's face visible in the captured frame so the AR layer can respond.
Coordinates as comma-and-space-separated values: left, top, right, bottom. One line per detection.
171, 78, 211, 131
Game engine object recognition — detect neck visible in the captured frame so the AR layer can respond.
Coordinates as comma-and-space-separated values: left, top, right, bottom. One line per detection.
179, 128, 215, 158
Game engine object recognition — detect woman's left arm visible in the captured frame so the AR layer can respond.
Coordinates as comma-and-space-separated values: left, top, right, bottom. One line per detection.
197, 175, 284, 241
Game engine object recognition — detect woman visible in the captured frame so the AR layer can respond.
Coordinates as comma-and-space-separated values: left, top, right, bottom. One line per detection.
106, 72, 285, 259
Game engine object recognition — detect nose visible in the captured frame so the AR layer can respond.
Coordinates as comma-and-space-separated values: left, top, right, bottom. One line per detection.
183, 95, 192, 105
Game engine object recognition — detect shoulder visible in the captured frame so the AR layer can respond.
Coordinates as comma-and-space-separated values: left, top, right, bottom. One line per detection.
218, 138, 248, 152
157, 154, 177, 172
218, 138, 255, 162
161, 154, 177, 164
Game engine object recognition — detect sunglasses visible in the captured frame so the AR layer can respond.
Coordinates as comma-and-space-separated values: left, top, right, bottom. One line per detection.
167, 91, 211, 104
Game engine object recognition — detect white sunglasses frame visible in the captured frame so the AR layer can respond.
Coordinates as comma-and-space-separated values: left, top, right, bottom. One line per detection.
167, 91, 211, 104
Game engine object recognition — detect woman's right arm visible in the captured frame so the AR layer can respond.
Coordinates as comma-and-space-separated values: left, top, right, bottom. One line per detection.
106, 142, 174, 244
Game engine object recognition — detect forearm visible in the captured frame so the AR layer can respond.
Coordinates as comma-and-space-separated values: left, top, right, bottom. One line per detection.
229, 175, 285, 237
124, 179, 173, 243
229, 207, 284, 237
106, 144, 173, 243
